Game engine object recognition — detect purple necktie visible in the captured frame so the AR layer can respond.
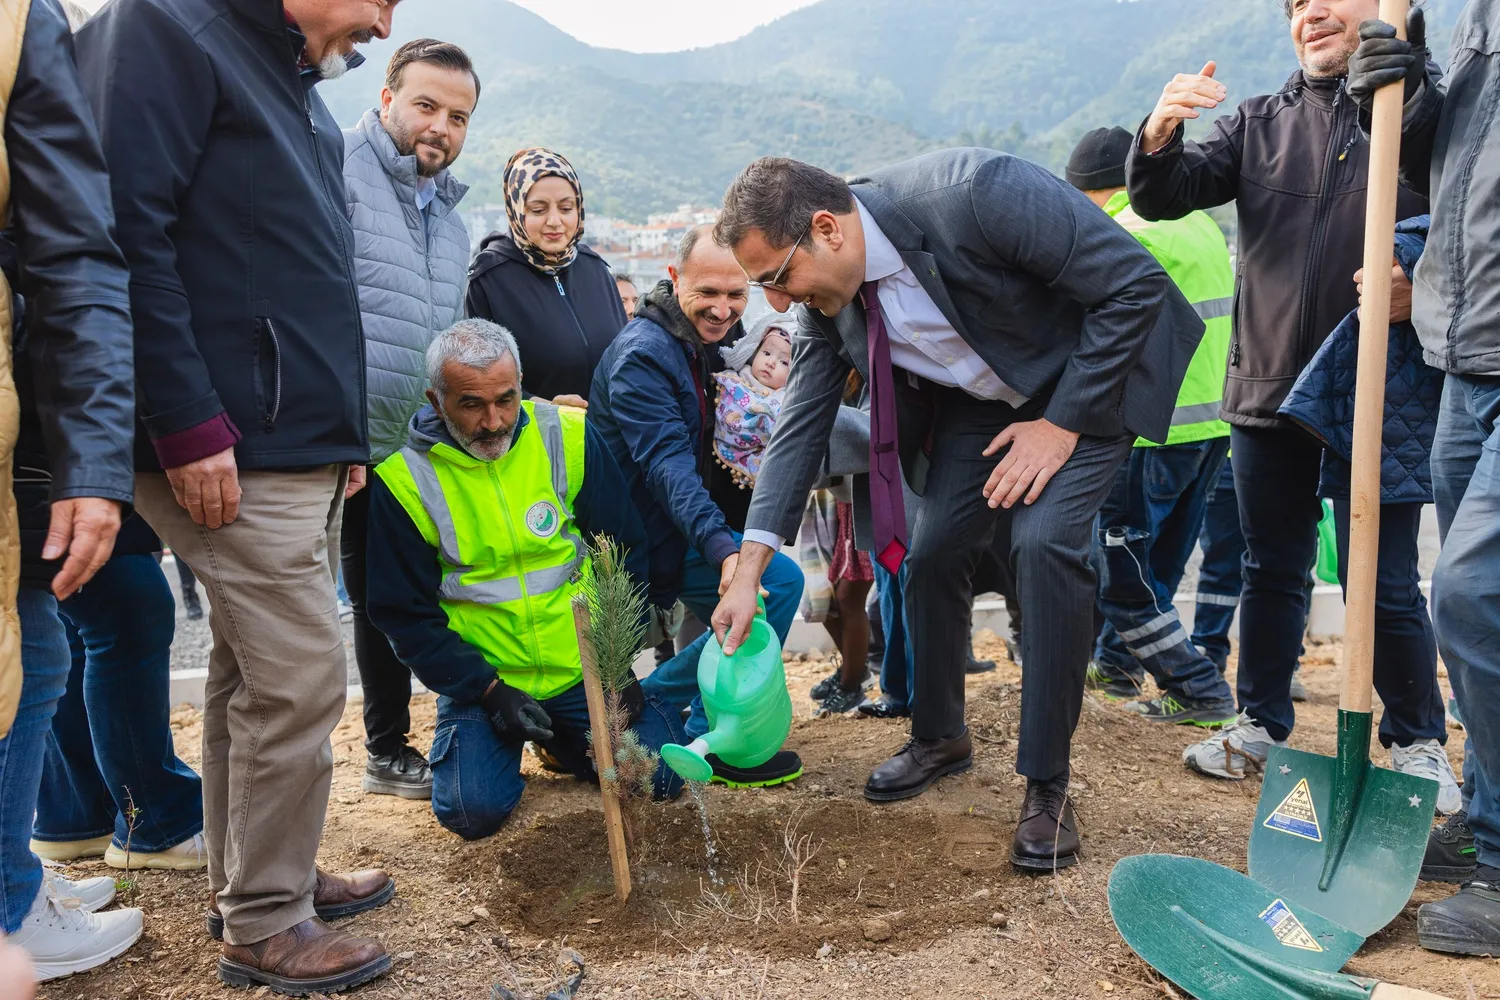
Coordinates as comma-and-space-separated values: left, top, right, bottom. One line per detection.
860, 282, 908, 574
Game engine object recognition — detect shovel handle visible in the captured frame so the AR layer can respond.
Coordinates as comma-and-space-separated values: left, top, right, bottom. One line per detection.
1340, 0, 1409, 715
1370, 986, 1454, 1000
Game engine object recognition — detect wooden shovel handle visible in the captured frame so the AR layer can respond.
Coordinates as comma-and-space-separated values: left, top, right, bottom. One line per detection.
1370, 985, 1454, 1000
1340, 0, 1409, 715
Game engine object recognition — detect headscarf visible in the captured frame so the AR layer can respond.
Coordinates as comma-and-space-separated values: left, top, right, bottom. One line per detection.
503, 147, 585, 274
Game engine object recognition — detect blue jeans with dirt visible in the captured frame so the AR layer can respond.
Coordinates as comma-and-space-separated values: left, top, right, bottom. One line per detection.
1431, 374, 1500, 867
1092, 438, 1235, 706
640, 532, 803, 738
874, 560, 914, 709
33, 555, 203, 853
428, 683, 686, 841
0, 590, 71, 933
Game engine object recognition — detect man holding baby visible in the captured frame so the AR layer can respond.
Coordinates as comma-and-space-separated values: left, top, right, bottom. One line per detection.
709, 152, 1205, 870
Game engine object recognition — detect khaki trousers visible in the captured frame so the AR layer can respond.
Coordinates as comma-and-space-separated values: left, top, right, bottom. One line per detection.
135, 467, 347, 944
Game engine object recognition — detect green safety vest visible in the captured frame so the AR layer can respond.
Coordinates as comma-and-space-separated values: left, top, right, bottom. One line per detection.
1106, 191, 1234, 447
375, 401, 588, 701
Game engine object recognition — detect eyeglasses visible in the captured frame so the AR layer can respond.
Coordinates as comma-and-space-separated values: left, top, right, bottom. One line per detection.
749, 223, 810, 293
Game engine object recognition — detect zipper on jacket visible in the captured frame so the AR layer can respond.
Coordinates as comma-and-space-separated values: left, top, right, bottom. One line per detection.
1297, 84, 1349, 370
552, 273, 594, 377
262, 319, 284, 431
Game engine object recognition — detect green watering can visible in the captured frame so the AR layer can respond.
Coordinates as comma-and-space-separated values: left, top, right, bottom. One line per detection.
659, 601, 792, 783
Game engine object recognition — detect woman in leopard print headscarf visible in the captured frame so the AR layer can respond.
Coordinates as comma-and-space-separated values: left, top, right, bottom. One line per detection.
464, 147, 629, 402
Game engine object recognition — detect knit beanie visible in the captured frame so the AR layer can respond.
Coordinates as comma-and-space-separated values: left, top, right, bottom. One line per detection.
1066, 126, 1135, 192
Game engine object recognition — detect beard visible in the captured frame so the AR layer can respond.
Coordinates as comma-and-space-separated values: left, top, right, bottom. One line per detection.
440, 409, 513, 462
386, 114, 454, 177
317, 49, 349, 80
1298, 23, 1357, 78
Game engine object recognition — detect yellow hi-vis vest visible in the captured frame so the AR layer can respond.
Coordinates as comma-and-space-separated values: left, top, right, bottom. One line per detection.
1106, 191, 1234, 447
375, 401, 588, 700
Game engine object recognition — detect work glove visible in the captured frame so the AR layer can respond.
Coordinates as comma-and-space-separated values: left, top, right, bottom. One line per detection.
481, 679, 554, 743
617, 674, 646, 728
1347, 8, 1427, 111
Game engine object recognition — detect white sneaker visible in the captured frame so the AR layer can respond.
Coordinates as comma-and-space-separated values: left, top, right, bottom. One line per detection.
41, 863, 116, 913
1183, 711, 1287, 780
1391, 739, 1463, 814
105, 832, 207, 871
10, 886, 143, 981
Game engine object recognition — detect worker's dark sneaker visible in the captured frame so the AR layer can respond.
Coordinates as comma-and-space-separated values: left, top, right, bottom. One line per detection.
810, 669, 871, 702
856, 695, 911, 719
1084, 661, 1142, 701
1126, 694, 1238, 728
361, 746, 432, 800
1418, 866, 1500, 956
817, 685, 865, 716
1422, 812, 1478, 884
707, 751, 803, 788
1289, 668, 1309, 703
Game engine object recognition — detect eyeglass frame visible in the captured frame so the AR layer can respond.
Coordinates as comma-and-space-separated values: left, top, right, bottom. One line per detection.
748, 222, 812, 293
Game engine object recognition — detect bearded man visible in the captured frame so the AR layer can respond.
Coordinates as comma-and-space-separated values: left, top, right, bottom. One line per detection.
340, 37, 478, 804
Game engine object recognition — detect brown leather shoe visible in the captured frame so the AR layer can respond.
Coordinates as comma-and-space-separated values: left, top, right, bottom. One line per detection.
1010, 775, 1081, 872
863, 731, 973, 802
218, 917, 390, 994
206, 868, 396, 939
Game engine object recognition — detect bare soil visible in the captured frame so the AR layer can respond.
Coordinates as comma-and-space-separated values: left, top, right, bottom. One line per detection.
37, 634, 1493, 1000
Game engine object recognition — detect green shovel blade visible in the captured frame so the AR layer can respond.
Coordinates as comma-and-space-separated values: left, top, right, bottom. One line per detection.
1109, 855, 1371, 999
1248, 723, 1437, 938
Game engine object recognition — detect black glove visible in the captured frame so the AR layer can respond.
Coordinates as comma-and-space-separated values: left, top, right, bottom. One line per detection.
618, 674, 646, 728
1347, 8, 1427, 110
481, 680, 554, 743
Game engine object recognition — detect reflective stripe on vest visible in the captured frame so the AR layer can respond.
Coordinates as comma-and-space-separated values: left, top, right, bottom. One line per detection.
1192, 296, 1234, 322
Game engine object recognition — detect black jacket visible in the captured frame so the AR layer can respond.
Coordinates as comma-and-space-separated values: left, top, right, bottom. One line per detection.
5, 0, 137, 588
365, 405, 648, 705
76, 0, 368, 472
1127, 73, 1428, 428
465, 233, 627, 402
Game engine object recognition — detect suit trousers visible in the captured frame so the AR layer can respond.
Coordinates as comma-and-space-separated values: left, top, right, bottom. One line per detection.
135, 467, 348, 945
902, 383, 1131, 780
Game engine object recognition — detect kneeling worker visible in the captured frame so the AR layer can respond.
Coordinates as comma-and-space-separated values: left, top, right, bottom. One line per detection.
367, 319, 685, 840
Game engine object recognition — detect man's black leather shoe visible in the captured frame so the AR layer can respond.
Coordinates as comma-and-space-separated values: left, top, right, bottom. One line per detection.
1011, 774, 1081, 871
864, 731, 972, 802
856, 695, 911, 719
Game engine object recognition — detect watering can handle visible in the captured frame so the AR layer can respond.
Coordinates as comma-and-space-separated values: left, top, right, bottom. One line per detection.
1369, 986, 1453, 1000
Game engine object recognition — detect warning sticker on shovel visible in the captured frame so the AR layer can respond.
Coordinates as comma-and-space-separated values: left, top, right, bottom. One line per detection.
1263, 777, 1323, 842
1259, 898, 1325, 952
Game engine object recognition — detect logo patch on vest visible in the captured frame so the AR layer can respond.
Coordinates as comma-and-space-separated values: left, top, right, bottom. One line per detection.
526, 501, 560, 538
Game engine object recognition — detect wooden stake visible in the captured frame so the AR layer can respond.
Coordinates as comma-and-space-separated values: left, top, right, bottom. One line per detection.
573, 599, 632, 903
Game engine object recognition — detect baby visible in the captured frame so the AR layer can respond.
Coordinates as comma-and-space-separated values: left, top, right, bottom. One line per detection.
713, 313, 794, 488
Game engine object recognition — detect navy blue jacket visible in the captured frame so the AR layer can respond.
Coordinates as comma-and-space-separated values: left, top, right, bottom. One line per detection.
588, 281, 746, 609
464, 234, 627, 402
365, 405, 648, 705
1280, 216, 1442, 503
76, 0, 369, 472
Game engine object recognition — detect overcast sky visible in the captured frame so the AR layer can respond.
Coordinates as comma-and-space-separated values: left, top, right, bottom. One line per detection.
74, 0, 823, 52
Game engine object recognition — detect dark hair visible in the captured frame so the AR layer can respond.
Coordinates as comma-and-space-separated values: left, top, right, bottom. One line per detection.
614, 273, 636, 288
714, 157, 855, 251
386, 39, 481, 105
1283, 0, 1421, 17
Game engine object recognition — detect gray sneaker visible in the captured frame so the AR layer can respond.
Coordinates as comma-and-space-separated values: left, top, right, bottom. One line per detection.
1182, 712, 1286, 780
1289, 668, 1309, 703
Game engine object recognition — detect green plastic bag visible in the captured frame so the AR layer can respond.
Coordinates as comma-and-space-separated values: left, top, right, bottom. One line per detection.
1314, 498, 1340, 585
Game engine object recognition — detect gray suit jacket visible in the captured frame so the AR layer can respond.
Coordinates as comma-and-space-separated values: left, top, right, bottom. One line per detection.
747, 147, 1204, 543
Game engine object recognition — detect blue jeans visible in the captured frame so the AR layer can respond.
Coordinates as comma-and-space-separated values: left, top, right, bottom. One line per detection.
0, 590, 71, 934
1092, 439, 1234, 705
427, 684, 686, 841
33, 555, 203, 852
640, 533, 803, 738
1431, 374, 1500, 867
1194, 456, 1244, 671
874, 560, 914, 709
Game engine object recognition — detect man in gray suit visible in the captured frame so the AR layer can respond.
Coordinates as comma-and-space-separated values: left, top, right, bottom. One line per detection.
710, 150, 1203, 870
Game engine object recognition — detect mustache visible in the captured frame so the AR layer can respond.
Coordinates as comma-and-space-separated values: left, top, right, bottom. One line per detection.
349, 28, 376, 44
1302, 20, 1345, 40
468, 427, 508, 442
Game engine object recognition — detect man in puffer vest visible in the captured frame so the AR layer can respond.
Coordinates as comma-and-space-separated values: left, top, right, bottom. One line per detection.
342, 37, 476, 803
366, 319, 686, 841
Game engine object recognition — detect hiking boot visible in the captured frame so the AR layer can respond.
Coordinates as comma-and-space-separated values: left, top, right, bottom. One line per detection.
816, 685, 865, 716
217, 917, 390, 994
1418, 866, 1500, 956
1011, 774, 1081, 872
810, 669, 871, 702
106, 832, 206, 871
11, 885, 143, 981
41, 866, 116, 913
1289, 668, 1309, 703
707, 751, 803, 788
362, 745, 432, 800
864, 732, 973, 802
29, 835, 111, 863
207, 868, 395, 940
1126, 694, 1238, 728
1391, 739, 1463, 814
856, 695, 910, 719
1182, 712, 1286, 780
1422, 811, 1478, 884
1084, 661, 1142, 701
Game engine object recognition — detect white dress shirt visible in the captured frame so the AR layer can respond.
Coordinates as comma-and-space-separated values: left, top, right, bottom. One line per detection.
741, 199, 1024, 554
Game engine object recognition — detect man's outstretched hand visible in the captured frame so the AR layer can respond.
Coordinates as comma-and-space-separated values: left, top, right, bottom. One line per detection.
983, 418, 1079, 509
1141, 61, 1225, 154
45, 497, 122, 600
711, 542, 774, 656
